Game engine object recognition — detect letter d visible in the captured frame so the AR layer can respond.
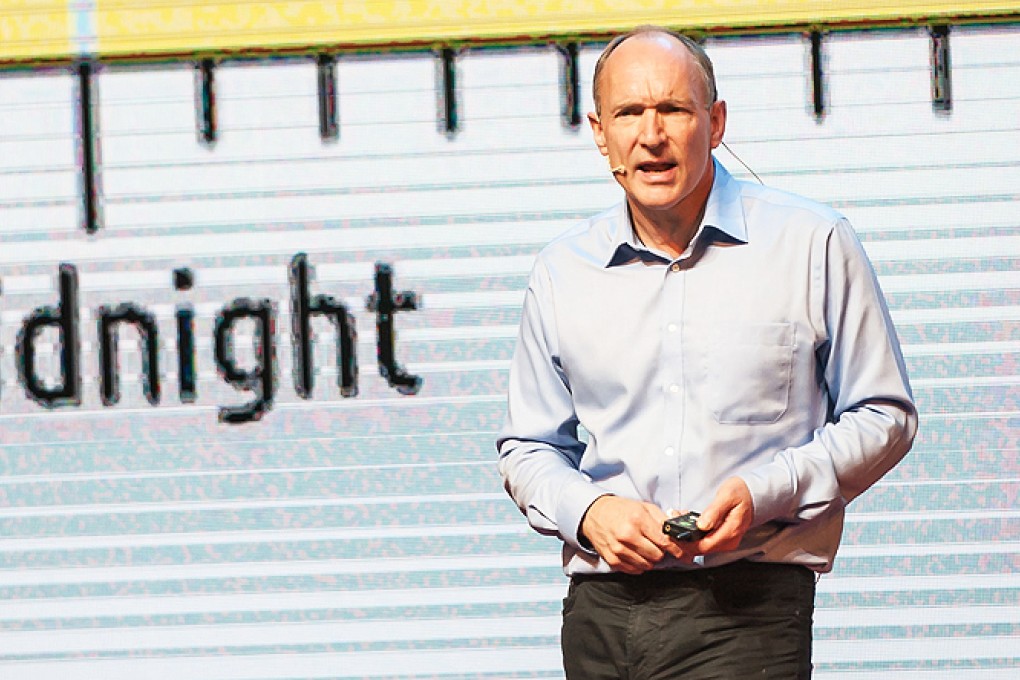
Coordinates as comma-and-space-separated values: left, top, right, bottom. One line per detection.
17, 264, 82, 407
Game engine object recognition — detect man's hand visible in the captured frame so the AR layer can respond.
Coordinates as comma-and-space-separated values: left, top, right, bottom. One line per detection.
580, 495, 684, 574
686, 476, 755, 555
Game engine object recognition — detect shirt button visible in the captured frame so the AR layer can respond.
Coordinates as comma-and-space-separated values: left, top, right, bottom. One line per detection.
668, 384, 680, 394
667, 323, 678, 333
670, 263, 680, 272
664, 447, 675, 456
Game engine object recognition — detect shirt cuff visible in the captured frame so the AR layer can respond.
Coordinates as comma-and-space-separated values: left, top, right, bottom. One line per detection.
556, 480, 612, 553
740, 461, 795, 525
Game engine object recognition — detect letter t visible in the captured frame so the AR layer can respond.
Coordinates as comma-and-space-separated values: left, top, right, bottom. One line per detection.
366, 262, 421, 395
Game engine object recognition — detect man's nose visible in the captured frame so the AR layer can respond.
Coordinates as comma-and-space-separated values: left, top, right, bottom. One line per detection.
638, 109, 665, 146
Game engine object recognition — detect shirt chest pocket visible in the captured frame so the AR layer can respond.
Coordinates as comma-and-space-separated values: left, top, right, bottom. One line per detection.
698, 322, 795, 424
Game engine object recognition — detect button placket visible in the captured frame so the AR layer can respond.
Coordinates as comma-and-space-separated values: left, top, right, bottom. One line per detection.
660, 260, 685, 502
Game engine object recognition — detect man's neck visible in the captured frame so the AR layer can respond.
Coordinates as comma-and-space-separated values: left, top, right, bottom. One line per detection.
627, 161, 716, 260
629, 203, 706, 259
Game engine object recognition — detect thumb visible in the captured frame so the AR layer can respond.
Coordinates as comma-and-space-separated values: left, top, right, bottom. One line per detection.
696, 489, 736, 531
696, 505, 720, 532
699, 477, 752, 532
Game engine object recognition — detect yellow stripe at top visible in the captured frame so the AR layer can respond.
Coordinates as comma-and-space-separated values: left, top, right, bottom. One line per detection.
0, 1, 73, 61
1, 0, 1018, 64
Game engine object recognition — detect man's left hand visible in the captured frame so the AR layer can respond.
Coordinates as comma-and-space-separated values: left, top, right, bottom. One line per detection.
687, 476, 754, 555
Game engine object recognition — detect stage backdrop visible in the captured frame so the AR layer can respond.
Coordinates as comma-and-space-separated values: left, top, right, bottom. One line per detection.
1, 17, 1018, 680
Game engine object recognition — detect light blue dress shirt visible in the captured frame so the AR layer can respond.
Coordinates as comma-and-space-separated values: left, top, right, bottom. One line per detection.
497, 160, 918, 575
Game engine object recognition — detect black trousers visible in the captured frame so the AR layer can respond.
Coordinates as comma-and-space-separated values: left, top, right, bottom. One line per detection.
561, 561, 815, 680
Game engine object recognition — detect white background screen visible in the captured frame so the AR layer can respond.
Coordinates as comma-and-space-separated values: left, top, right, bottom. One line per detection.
1, 25, 1018, 679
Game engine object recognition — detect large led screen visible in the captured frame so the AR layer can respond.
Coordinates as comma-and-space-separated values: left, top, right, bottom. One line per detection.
1, 25, 1018, 679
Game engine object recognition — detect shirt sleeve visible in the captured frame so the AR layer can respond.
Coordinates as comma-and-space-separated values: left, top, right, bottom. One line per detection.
496, 260, 608, 551
741, 218, 919, 525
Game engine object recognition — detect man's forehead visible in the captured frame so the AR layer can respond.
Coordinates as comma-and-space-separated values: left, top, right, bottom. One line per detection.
601, 35, 699, 97
604, 32, 692, 71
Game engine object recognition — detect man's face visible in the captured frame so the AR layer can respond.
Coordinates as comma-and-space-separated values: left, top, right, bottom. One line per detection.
589, 35, 726, 221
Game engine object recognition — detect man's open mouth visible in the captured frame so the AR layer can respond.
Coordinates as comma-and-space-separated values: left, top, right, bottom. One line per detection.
636, 161, 677, 174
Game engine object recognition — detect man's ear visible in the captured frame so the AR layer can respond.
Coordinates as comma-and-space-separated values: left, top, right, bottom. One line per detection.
709, 100, 727, 149
588, 112, 609, 157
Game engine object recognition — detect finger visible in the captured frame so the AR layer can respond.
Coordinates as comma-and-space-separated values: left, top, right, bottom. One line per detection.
613, 528, 684, 565
625, 505, 679, 558
625, 534, 670, 564
662, 539, 685, 559
657, 530, 687, 559
696, 508, 750, 554
650, 531, 688, 560
605, 546, 657, 574
629, 515, 684, 560
620, 518, 669, 555
696, 502, 728, 533
655, 509, 693, 559
619, 555, 655, 574
692, 528, 736, 554
597, 532, 665, 569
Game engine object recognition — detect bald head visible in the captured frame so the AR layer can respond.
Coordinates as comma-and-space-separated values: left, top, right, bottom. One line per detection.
592, 27, 717, 116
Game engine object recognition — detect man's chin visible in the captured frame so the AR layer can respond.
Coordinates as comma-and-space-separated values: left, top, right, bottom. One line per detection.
627, 190, 685, 214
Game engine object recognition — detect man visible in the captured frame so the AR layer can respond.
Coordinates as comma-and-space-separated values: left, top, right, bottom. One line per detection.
497, 26, 918, 678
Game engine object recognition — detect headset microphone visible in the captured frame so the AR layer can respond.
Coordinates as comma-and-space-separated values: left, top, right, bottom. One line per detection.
610, 165, 626, 175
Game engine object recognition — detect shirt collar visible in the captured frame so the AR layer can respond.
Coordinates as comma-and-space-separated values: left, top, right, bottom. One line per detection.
605, 159, 748, 268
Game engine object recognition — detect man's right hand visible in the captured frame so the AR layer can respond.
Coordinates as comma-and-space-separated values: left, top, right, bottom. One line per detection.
579, 495, 685, 574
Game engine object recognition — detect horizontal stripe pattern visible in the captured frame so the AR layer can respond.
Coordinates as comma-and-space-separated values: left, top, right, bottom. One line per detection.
0, 25, 1018, 679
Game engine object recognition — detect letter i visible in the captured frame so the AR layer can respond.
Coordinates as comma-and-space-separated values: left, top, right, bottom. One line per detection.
174, 268, 197, 403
